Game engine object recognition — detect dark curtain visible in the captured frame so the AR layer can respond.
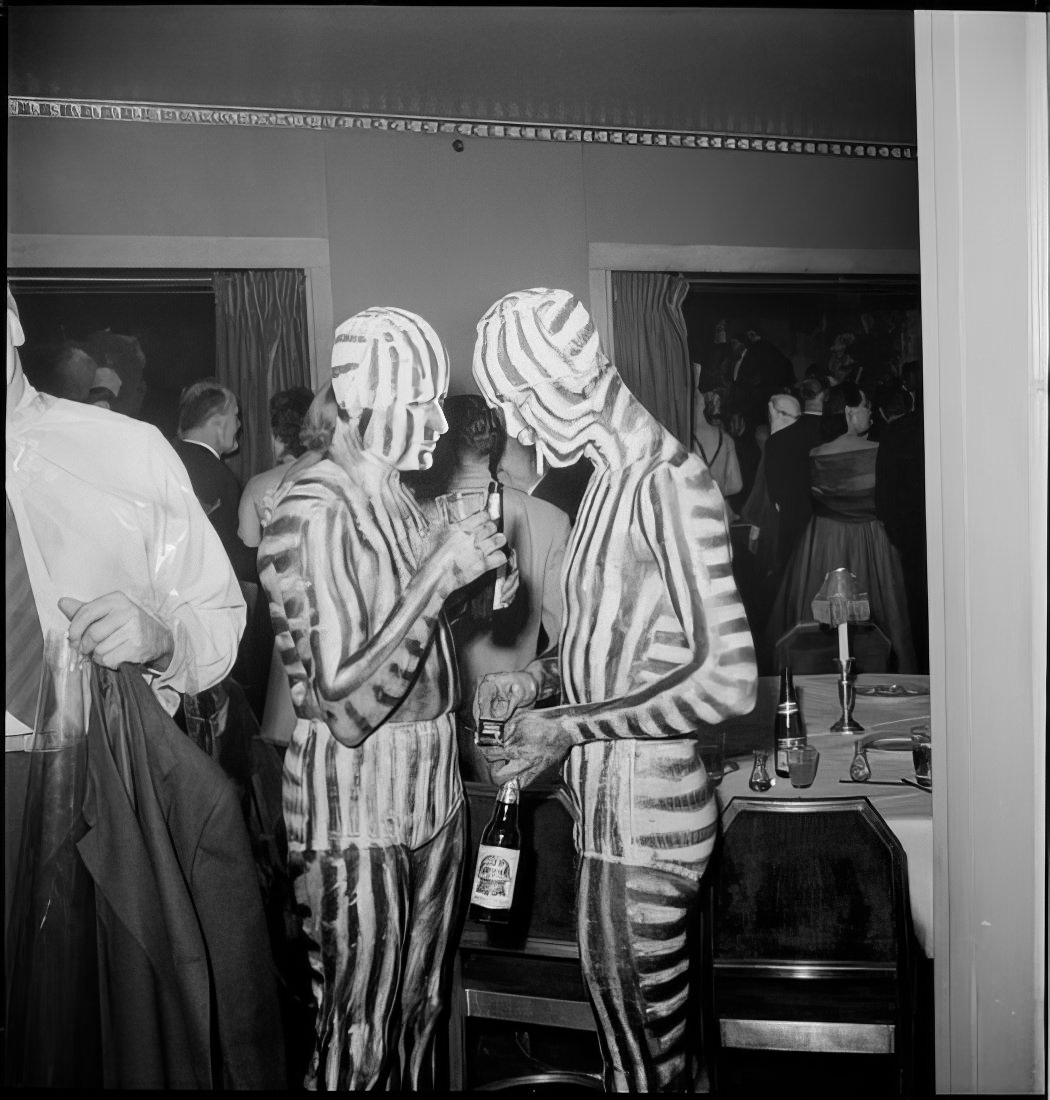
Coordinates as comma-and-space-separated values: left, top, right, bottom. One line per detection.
213, 270, 311, 484
611, 272, 692, 447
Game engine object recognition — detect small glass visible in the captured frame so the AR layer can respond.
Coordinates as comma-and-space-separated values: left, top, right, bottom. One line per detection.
911, 727, 932, 789
435, 487, 487, 525
697, 730, 726, 788
787, 745, 820, 789
748, 750, 773, 792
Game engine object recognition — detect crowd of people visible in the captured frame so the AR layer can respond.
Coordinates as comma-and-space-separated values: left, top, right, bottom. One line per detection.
691, 321, 927, 674
6, 279, 927, 1091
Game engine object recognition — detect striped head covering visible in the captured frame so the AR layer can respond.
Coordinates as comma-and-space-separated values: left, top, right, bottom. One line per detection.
331, 306, 449, 416
473, 289, 609, 397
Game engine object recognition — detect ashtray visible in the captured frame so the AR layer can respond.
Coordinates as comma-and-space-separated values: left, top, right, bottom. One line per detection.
854, 683, 929, 697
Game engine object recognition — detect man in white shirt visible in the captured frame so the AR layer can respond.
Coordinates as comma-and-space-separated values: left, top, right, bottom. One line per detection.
5, 285, 245, 923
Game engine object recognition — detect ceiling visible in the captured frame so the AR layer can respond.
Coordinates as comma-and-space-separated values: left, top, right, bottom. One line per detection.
6, 6, 917, 146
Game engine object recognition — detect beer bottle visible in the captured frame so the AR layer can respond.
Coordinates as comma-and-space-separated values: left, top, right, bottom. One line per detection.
468, 778, 521, 923
773, 666, 806, 778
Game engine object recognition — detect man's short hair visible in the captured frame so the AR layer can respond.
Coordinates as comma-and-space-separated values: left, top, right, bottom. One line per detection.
178, 379, 237, 434
769, 394, 801, 419
798, 376, 827, 406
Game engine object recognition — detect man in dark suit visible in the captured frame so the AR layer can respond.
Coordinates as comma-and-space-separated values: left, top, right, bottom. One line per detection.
172, 380, 257, 585
875, 383, 928, 672
763, 392, 815, 572
728, 329, 796, 430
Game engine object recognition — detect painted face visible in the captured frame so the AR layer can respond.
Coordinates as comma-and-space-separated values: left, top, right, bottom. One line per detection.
473, 289, 607, 468
331, 306, 450, 470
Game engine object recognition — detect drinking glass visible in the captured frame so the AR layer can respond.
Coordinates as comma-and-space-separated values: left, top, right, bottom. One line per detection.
697, 730, 726, 787
787, 745, 820, 789
910, 727, 932, 789
435, 487, 487, 525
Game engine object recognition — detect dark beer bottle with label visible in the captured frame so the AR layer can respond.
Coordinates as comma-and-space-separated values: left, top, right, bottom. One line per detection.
468, 778, 521, 923
773, 666, 806, 778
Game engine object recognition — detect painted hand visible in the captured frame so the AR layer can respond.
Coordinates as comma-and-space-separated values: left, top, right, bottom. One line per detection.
441, 510, 508, 590
58, 593, 175, 671
473, 670, 539, 726
481, 707, 576, 790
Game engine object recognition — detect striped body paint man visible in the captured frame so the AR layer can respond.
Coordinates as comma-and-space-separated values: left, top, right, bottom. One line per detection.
472, 290, 757, 1092
258, 307, 507, 1090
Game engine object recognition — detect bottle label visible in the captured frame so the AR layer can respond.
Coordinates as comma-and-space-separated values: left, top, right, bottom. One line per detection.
469, 844, 520, 910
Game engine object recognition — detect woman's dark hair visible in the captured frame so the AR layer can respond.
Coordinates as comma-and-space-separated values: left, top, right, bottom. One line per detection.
820, 385, 848, 442
442, 393, 507, 476
270, 386, 315, 458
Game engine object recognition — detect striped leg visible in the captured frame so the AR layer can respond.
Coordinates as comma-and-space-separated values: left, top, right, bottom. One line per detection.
396, 806, 467, 1091
291, 846, 410, 1091
578, 856, 701, 1092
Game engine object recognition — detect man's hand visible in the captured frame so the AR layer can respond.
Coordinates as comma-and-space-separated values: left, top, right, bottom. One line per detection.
58, 593, 175, 671
481, 707, 576, 790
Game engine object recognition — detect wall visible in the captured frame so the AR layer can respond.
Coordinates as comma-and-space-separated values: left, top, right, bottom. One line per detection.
915, 10, 1047, 1094
7, 115, 918, 389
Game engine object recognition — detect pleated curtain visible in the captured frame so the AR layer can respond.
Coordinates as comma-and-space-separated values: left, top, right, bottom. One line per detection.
611, 272, 692, 447
213, 270, 311, 484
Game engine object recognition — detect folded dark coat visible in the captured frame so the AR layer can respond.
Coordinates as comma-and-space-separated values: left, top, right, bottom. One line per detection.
77, 665, 285, 1090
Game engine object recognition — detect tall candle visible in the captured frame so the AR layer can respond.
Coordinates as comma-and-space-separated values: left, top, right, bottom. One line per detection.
837, 621, 849, 664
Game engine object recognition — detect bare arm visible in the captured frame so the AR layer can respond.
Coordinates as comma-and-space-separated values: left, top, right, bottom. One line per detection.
264, 488, 506, 747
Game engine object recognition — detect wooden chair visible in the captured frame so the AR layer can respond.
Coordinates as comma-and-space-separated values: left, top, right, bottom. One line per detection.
774, 619, 892, 675
704, 797, 918, 1097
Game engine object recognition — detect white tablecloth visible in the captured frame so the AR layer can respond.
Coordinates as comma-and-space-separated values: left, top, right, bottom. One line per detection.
716, 673, 933, 956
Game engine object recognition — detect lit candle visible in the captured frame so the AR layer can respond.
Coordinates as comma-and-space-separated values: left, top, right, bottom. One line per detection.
838, 621, 850, 665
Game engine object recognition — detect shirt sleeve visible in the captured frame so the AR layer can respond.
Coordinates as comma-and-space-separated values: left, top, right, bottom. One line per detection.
147, 439, 246, 703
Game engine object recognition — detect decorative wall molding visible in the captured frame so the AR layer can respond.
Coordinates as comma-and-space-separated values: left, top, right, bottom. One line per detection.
8, 97, 917, 161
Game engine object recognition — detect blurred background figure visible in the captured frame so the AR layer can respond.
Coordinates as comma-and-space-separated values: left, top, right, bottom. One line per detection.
875, 380, 928, 672
765, 381, 916, 673
87, 365, 123, 409
238, 386, 315, 550
20, 338, 98, 402
690, 369, 742, 513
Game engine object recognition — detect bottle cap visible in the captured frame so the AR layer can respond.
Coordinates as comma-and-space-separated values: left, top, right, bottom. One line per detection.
497, 778, 520, 803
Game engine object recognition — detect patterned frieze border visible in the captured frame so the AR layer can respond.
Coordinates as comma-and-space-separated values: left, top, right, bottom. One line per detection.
7, 97, 917, 160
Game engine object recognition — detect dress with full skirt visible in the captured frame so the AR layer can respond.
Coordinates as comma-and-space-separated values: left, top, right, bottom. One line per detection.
765, 445, 917, 673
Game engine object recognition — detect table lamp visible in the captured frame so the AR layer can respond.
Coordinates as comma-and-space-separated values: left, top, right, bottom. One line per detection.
811, 567, 870, 733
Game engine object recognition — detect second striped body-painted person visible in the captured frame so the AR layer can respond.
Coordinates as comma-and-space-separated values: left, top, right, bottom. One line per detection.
472, 289, 757, 1092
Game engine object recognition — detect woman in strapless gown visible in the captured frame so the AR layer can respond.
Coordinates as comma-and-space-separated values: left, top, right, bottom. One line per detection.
765, 383, 917, 673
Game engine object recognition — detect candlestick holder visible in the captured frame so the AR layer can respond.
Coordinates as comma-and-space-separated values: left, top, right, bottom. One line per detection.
831, 656, 864, 733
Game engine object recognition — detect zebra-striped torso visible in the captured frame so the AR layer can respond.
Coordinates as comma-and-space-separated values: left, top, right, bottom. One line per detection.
258, 458, 461, 852
558, 431, 756, 878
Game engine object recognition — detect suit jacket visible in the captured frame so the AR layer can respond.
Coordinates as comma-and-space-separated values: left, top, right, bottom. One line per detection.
172, 438, 258, 584
764, 418, 816, 569
875, 411, 926, 559
77, 664, 285, 1090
